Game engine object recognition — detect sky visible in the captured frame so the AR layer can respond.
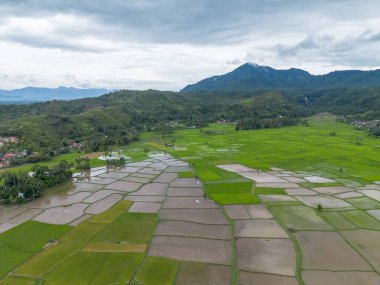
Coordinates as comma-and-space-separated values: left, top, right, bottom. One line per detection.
1, 0, 380, 90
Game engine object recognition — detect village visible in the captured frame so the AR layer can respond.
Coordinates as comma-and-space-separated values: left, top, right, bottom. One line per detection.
0, 136, 83, 168
0, 136, 20, 168
350, 119, 380, 130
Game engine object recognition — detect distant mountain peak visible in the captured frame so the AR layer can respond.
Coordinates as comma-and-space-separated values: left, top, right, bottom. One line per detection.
0, 86, 113, 103
247, 62, 260, 67
181, 63, 380, 92
241, 62, 268, 69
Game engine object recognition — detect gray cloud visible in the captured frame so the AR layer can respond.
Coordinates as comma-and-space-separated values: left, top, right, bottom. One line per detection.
0, 0, 380, 89
275, 30, 380, 67
2, 0, 376, 45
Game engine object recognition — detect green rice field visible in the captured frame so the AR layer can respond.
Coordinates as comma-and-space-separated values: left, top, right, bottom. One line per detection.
1, 114, 380, 285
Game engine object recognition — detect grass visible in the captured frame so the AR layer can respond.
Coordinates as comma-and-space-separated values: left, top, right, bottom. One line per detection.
149, 114, 380, 185
269, 205, 333, 231
205, 181, 253, 194
0, 275, 38, 285
0, 152, 102, 174
340, 210, 380, 230
90, 213, 157, 244
16, 222, 106, 276
134, 256, 179, 285
82, 242, 147, 253
42, 252, 108, 284
0, 246, 32, 277
0, 221, 70, 253
345, 197, 380, 210
2, 114, 380, 284
44, 252, 143, 285
210, 193, 259, 204
13, 200, 148, 284
318, 211, 357, 230
16, 241, 84, 277
14, 201, 133, 278
0, 221, 70, 278
90, 253, 144, 285
204, 180, 259, 204
255, 187, 287, 195
178, 171, 195, 178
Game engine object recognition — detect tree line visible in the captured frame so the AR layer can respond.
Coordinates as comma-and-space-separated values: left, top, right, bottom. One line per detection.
0, 161, 72, 204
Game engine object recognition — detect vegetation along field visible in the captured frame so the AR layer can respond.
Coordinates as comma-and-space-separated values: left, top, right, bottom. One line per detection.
151, 114, 380, 184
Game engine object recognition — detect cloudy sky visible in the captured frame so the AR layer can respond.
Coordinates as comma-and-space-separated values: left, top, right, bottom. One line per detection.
1, 0, 380, 90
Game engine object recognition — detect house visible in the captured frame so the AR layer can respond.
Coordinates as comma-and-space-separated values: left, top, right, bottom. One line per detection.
0, 160, 10, 168
4, 152, 17, 161
0, 136, 19, 144
9, 136, 19, 143
70, 142, 83, 150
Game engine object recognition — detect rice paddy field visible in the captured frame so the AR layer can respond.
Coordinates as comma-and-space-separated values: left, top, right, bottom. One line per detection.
0, 114, 380, 284
150, 114, 380, 184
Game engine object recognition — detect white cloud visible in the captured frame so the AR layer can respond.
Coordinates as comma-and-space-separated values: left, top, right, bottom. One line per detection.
0, 0, 379, 90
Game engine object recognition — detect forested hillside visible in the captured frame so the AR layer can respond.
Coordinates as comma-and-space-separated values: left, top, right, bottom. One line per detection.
1, 84, 380, 161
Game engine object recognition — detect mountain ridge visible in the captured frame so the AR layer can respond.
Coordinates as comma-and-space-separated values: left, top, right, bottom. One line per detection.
0, 86, 113, 103
182, 63, 380, 92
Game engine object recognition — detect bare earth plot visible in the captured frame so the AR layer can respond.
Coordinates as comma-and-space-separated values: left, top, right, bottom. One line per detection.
1, 157, 380, 284
217, 163, 380, 284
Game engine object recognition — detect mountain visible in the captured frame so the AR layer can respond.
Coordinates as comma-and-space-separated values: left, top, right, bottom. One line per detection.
182, 63, 380, 92
0, 86, 112, 103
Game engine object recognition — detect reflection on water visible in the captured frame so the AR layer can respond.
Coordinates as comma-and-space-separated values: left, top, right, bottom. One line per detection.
147, 151, 166, 158
46, 180, 75, 195
73, 165, 124, 182
73, 170, 91, 182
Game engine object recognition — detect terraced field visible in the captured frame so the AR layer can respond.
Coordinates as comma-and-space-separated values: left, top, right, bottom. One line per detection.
1, 115, 380, 284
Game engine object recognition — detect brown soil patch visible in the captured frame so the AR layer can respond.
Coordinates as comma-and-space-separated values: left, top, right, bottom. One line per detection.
296, 231, 371, 270
175, 262, 231, 285
85, 194, 123, 215
235, 220, 288, 238
33, 203, 88, 224
149, 236, 231, 264
155, 220, 230, 239
240, 271, 298, 285
159, 209, 229, 225
245, 205, 273, 219
105, 181, 142, 192
237, 238, 296, 276
341, 229, 380, 272
128, 202, 161, 213
167, 187, 204, 197
224, 205, 250, 219
163, 197, 218, 209
302, 270, 380, 285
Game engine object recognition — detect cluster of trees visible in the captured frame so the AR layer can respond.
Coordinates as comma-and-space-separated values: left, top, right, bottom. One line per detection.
0, 161, 72, 204
75, 157, 91, 170
369, 127, 380, 137
106, 157, 127, 167
236, 117, 302, 130
8, 149, 68, 166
